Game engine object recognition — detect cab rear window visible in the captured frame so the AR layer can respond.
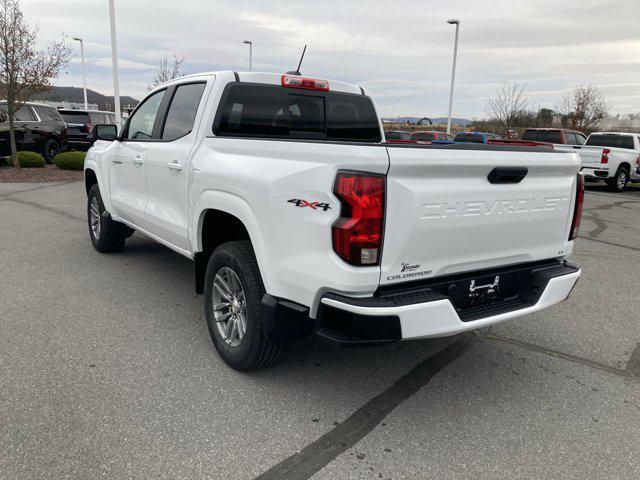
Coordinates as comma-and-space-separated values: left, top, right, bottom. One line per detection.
454, 133, 483, 143
522, 129, 562, 143
213, 83, 381, 142
586, 134, 635, 150
60, 111, 89, 124
411, 132, 435, 141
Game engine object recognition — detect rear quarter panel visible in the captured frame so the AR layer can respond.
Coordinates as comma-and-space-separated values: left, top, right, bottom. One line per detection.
190, 137, 390, 314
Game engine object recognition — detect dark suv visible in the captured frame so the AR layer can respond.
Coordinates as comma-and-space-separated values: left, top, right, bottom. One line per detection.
0, 102, 68, 163
59, 109, 118, 151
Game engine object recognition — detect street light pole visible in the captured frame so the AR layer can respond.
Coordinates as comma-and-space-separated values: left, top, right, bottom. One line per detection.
108, 0, 121, 129
446, 19, 460, 135
243, 40, 252, 71
72, 37, 88, 111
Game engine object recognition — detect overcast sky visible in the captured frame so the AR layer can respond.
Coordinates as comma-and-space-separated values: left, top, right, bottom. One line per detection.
22, 0, 640, 118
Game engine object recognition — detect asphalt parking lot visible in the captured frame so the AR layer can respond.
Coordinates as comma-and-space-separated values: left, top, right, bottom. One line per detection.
1, 180, 639, 480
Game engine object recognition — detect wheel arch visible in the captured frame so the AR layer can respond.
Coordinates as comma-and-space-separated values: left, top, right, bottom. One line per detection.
618, 161, 631, 173
84, 168, 98, 195
193, 196, 272, 295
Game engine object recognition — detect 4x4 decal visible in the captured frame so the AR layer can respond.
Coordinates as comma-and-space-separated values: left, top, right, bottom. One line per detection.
287, 199, 331, 211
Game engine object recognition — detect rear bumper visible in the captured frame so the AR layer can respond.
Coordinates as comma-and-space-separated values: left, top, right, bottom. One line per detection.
67, 139, 93, 151
316, 261, 580, 343
581, 166, 610, 178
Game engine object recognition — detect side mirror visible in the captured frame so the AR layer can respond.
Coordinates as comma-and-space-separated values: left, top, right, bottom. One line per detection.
94, 124, 117, 141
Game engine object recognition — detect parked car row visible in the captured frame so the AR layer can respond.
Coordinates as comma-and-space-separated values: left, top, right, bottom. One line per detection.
0, 101, 122, 164
0, 101, 67, 163
383, 126, 639, 192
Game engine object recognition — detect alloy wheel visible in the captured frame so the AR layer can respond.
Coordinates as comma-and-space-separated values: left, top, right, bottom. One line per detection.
212, 267, 247, 347
89, 196, 101, 239
617, 170, 627, 190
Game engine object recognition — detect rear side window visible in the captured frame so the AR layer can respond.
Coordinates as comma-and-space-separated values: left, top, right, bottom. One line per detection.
33, 106, 63, 122
565, 132, 577, 144
0, 104, 36, 121
586, 134, 635, 149
214, 83, 381, 142
162, 83, 206, 140
60, 111, 89, 124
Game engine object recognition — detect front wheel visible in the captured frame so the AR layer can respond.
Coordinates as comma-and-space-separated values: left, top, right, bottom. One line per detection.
204, 241, 286, 371
606, 167, 629, 192
87, 184, 129, 252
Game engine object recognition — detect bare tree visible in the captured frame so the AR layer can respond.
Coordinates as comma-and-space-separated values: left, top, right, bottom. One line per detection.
485, 82, 528, 138
148, 55, 184, 90
0, 0, 70, 168
556, 84, 608, 131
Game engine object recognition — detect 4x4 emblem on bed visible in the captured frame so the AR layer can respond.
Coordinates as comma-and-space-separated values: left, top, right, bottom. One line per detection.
287, 199, 331, 211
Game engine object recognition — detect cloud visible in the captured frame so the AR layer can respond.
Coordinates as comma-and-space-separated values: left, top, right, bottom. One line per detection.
20, 0, 640, 117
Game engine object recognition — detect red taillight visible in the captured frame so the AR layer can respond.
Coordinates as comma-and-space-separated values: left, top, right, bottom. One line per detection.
332, 172, 385, 265
569, 174, 585, 241
86, 123, 94, 134
600, 148, 609, 164
281, 74, 329, 91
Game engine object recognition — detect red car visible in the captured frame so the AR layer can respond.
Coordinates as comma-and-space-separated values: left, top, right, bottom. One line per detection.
409, 131, 454, 143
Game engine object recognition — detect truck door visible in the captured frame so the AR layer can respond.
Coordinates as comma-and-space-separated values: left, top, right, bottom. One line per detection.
143, 81, 209, 249
109, 89, 167, 228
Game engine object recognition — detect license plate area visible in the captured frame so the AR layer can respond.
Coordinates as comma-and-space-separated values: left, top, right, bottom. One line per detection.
445, 271, 525, 310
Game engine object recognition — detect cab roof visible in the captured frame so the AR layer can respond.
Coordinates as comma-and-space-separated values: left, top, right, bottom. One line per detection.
154, 71, 364, 96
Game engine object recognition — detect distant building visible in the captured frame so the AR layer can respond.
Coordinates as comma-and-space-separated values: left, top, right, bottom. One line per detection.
551, 114, 640, 132
39, 100, 99, 111
598, 116, 640, 132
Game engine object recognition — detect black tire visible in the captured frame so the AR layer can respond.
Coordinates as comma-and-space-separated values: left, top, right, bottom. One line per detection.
87, 184, 128, 253
204, 241, 286, 371
606, 166, 629, 192
43, 139, 60, 164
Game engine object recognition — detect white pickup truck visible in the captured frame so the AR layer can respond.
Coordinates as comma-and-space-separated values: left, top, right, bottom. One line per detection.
84, 71, 583, 370
556, 132, 640, 192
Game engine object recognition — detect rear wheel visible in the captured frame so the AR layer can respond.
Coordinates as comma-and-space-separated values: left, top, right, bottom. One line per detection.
606, 166, 629, 192
204, 241, 286, 370
43, 139, 60, 164
87, 184, 128, 252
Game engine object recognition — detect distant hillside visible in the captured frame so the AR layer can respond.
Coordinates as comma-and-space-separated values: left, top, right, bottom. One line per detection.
382, 116, 472, 126
30, 86, 139, 111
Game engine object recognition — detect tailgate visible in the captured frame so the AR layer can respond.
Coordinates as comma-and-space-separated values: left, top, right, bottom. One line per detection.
573, 146, 603, 167
380, 146, 580, 285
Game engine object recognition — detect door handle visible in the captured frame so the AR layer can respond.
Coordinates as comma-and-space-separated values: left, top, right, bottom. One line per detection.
487, 167, 528, 184
132, 156, 144, 166
112, 158, 123, 164
167, 161, 183, 171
